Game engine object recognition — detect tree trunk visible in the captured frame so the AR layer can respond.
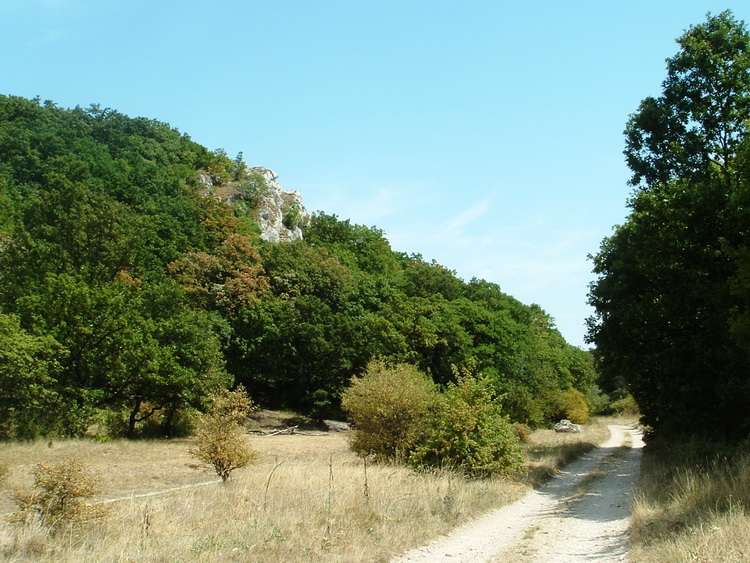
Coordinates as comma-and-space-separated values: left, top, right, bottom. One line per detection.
128, 396, 142, 438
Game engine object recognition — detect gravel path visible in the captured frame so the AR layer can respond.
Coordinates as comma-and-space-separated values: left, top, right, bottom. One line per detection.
392, 425, 644, 563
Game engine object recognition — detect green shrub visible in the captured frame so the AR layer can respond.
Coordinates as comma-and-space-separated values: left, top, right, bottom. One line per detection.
189, 385, 257, 482
282, 203, 302, 229
610, 392, 639, 416
513, 422, 532, 443
552, 388, 590, 424
584, 384, 611, 415
13, 457, 106, 529
409, 371, 526, 478
341, 361, 438, 461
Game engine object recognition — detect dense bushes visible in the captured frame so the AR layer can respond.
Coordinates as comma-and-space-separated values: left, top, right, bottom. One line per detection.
342, 361, 525, 477
341, 361, 437, 461
409, 368, 525, 477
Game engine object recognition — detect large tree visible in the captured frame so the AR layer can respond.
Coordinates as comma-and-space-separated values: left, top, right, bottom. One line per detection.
589, 11, 750, 439
625, 10, 750, 190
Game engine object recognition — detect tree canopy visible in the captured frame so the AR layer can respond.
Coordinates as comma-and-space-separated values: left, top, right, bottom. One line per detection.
0, 94, 596, 439
624, 10, 750, 190
589, 11, 750, 440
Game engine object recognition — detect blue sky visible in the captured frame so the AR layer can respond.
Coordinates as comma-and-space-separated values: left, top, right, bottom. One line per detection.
3, 1, 748, 347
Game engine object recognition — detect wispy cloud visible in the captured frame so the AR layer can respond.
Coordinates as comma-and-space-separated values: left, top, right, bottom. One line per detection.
289, 177, 429, 230
442, 197, 494, 234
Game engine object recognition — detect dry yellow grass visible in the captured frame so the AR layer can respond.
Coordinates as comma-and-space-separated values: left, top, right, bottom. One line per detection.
524, 417, 612, 487
629, 437, 750, 562
0, 418, 613, 562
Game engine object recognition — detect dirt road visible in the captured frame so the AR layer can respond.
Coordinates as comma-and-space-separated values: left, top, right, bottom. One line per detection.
393, 425, 644, 562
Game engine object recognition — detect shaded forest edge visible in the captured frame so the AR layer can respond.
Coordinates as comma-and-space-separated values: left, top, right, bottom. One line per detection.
588, 11, 750, 559
588, 10, 750, 442
0, 94, 602, 440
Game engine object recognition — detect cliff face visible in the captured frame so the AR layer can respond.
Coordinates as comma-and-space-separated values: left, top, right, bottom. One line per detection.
199, 166, 311, 243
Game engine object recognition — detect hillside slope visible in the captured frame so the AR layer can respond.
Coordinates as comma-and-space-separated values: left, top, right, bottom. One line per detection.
0, 95, 598, 439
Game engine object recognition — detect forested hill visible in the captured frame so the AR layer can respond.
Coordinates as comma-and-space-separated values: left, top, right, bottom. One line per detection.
0, 94, 597, 439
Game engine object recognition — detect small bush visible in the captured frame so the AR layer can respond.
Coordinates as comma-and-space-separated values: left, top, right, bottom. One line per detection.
341, 361, 438, 461
409, 371, 526, 478
552, 388, 590, 424
13, 457, 106, 529
513, 423, 532, 443
282, 203, 302, 230
190, 385, 257, 482
610, 393, 639, 416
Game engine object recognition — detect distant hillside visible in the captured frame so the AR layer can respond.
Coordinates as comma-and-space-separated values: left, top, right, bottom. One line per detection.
0, 95, 599, 439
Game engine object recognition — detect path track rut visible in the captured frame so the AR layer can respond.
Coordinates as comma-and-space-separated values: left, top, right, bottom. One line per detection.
393, 425, 644, 562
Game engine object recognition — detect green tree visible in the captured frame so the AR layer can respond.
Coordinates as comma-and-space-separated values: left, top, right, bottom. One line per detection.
0, 95, 235, 436
0, 314, 65, 439
589, 176, 744, 436
304, 212, 400, 275
625, 11, 750, 190
7, 275, 229, 437
382, 293, 472, 384
589, 11, 750, 439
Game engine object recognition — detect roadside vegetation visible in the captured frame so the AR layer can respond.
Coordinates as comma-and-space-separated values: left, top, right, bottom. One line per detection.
588, 9, 750, 442
586, 10, 750, 559
630, 438, 750, 562
0, 418, 610, 562
341, 360, 527, 478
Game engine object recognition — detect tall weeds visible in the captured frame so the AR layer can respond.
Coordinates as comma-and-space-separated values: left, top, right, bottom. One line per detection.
630, 438, 750, 562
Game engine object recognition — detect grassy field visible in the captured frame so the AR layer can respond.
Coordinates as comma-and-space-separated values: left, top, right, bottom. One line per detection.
629, 437, 750, 562
0, 416, 611, 562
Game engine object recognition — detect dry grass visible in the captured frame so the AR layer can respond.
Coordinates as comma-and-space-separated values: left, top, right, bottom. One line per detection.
629, 438, 750, 562
523, 416, 612, 487
0, 417, 614, 562
0, 438, 213, 514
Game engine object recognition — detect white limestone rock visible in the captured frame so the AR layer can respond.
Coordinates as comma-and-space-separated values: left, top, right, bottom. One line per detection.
554, 419, 583, 433
247, 167, 310, 243
201, 166, 310, 243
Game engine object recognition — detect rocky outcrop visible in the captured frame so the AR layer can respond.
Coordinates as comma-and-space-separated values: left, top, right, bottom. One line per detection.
198, 166, 310, 243
245, 167, 310, 243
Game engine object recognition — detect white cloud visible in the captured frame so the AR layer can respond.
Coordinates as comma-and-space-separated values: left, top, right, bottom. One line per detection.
443, 198, 494, 234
